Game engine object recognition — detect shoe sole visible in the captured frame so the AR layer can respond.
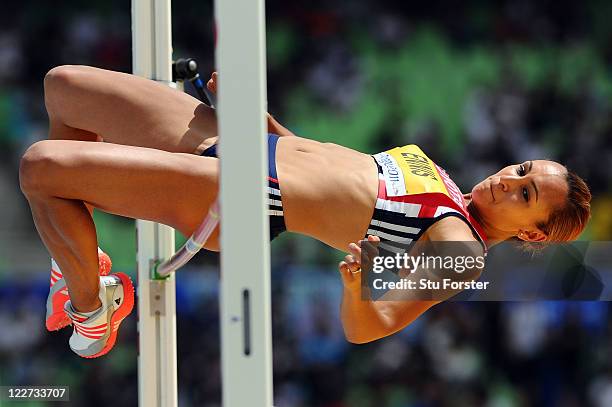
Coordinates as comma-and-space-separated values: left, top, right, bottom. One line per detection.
83, 272, 135, 359
46, 252, 112, 332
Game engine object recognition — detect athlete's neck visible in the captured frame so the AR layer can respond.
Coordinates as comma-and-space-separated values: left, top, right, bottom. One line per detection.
464, 193, 513, 246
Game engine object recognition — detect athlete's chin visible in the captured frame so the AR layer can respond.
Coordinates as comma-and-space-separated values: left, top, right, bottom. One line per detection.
470, 182, 488, 205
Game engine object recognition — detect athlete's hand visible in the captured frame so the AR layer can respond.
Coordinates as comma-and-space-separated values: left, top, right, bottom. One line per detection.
206, 72, 218, 94
206, 71, 296, 137
339, 235, 380, 293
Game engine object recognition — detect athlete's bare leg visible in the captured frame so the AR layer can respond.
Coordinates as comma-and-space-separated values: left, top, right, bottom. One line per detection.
42, 65, 219, 231
20, 140, 219, 312
44, 65, 218, 153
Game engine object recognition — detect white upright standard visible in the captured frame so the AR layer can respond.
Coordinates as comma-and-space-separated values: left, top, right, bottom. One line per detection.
131, 1, 178, 406
216, 0, 274, 406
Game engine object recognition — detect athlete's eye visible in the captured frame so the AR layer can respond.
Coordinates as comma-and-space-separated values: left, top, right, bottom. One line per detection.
517, 164, 526, 176
522, 187, 529, 202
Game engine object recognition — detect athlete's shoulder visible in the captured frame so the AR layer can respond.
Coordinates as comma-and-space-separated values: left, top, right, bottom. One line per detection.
424, 216, 486, 283
426, 216, 479, 244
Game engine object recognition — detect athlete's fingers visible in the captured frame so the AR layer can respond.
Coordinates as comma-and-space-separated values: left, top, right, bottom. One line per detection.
338, 261, 355, 283
362, 237, 380, 260
360, 244, 377, 267
344, 254, 357, 267
361, 252, 370, 268
348, 242, 361, 258
339, 261, 362, 285
339, 258, 364, 297
363, 236, 380, 250
349, 240, 377, 270
338, 261, 351, 276
207, 72, 218, 94
343, 255, 361, 272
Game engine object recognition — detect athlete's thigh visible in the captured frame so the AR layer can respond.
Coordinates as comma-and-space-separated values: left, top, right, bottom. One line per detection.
26, 140, 219, 245
45, 65, 217, 154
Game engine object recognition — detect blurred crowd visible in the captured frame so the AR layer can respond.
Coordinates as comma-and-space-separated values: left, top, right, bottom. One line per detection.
1, 0, 612, 406
2, 266, 612, 406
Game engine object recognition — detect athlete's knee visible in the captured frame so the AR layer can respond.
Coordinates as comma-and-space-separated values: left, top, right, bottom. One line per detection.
44, 65, 87, 118
19, 140, 59, 197
44, 65, 84, 90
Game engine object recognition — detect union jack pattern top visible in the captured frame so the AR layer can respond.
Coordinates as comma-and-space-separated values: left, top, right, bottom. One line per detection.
367, 150, 488, 257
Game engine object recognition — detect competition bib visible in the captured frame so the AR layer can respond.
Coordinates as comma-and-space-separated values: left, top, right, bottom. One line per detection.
374, 145, 465, 210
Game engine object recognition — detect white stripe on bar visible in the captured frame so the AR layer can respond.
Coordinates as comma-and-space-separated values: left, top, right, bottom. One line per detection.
269, 210, 284, 216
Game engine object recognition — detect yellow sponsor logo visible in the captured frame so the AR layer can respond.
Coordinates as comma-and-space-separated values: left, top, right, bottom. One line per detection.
385, 145, 448, 195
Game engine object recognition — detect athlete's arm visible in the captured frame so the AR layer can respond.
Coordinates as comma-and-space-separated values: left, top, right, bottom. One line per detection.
338, 261, 438, 344
338, 218, 482, 344
338, 236, 439, 344
266, 113, 297, 137
206, 72, 296, 137
338, 235, 424, 343
338, 236, 388, 343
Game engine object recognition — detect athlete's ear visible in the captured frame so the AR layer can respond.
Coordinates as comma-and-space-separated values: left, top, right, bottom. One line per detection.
518, 229, 547, 242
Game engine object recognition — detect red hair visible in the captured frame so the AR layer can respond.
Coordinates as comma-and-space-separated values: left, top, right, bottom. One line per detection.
538, 170, 591, 242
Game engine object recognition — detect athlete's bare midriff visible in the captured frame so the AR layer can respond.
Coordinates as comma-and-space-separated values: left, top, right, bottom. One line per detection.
274, 136, 379, 251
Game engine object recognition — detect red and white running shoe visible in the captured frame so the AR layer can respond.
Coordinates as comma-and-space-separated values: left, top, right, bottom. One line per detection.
45, 249, 112, 331
64, 273, 134, 359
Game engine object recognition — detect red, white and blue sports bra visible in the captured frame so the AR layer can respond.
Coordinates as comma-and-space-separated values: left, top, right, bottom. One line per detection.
368, 145, 488, 255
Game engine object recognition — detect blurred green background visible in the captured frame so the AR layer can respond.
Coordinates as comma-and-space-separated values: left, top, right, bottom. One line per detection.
0, 1, 611, 406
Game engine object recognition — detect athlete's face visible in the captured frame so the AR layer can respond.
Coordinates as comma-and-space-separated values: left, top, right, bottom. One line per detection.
470, 160, 568, 241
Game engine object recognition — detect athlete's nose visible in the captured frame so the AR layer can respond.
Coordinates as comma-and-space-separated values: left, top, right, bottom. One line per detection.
498, 175, 521, 193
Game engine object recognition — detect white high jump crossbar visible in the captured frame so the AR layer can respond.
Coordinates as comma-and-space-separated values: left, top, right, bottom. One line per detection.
132, 0, 273, 406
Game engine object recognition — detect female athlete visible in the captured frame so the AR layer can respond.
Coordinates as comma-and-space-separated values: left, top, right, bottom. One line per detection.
19, 66, 591, 358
